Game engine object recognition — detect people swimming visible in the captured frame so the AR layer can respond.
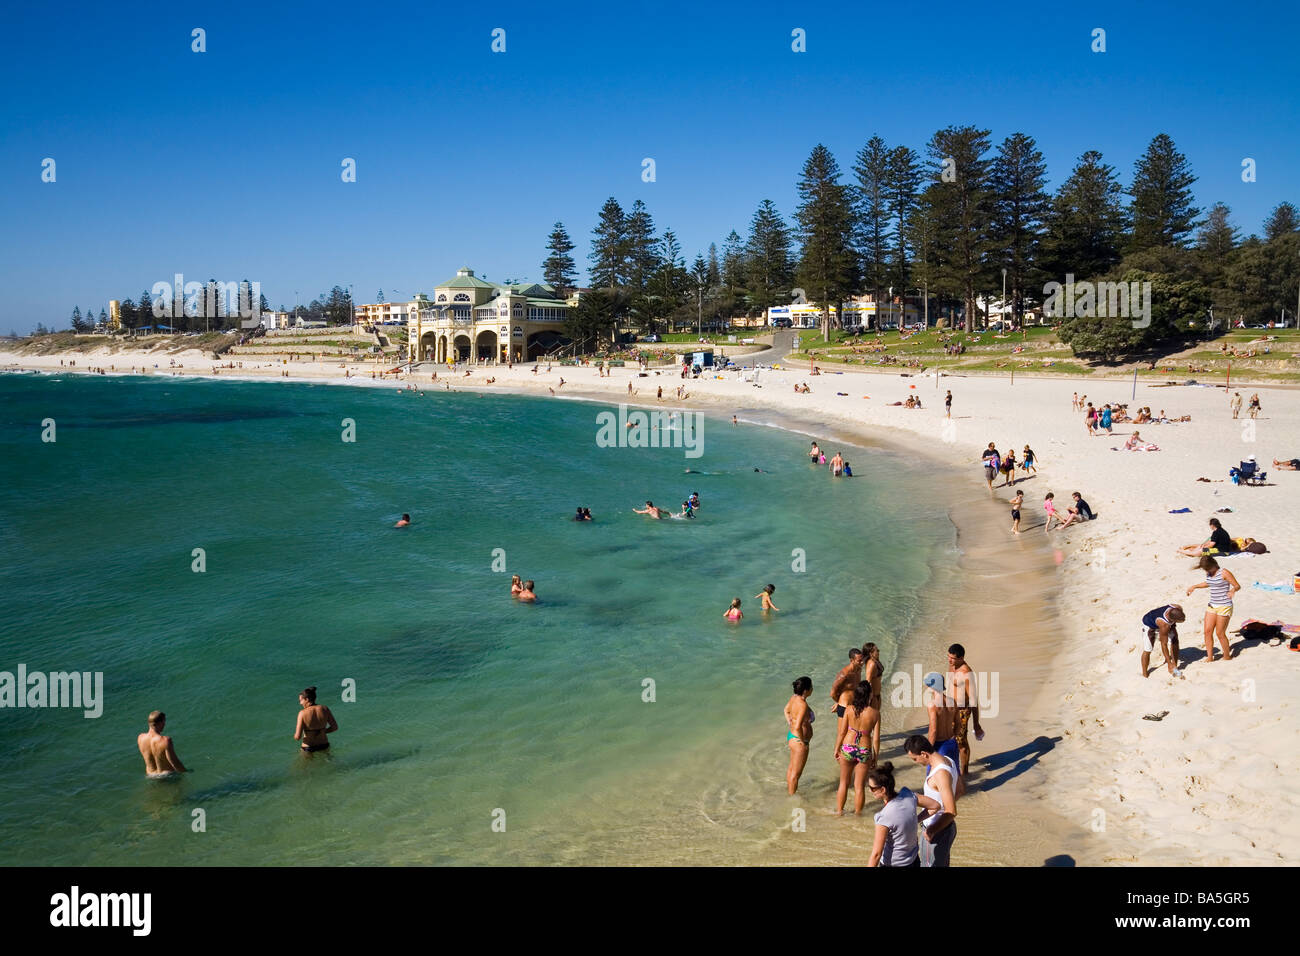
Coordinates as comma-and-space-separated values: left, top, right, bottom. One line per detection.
138, 710, 189, 778
842, 461, 853, 477
518, 580, 537, 602
688, 492, 700, 510
511, 574, 523, 596
755, 584, 779, 612
294, 687, 338, 753
394, 513, 411, 527
573, 507, 592, 521
634, 500, 665, 519
723, 598, 743, 621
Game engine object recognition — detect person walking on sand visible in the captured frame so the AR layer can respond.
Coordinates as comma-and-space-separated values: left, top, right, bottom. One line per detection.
835, 681, 879, 815
294, 687, 338, 753
784, 676, 815, 794
723, 597, 743, 622
999, 448, 1017, 487
755, 584, 779, 612
981, 443, 1000, 493
138, 711, 189, 778
1140, 603, 1186, 677
1100, 403, 1114, 435
830, 648, 865, 762
1230, 391, 1243, 419
1010, 490, 1024, 534
905, 735, 958, 867
867, 762, 920, 867
945, 390, 952, 418
1186, 556, 1239, 663
1248, 393, 1260, 419
1085, 402, 1098, 436
1071, 391, 1079, 412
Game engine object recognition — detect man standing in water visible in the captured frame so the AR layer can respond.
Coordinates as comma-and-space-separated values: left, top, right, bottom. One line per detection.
829, 648, 864, 762
138, 711, 189, 778
947, 644, 985, 776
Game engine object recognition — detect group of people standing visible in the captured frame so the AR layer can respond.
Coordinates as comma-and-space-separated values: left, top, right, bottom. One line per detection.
809, 441, 853, 477
783, 643, 982, 867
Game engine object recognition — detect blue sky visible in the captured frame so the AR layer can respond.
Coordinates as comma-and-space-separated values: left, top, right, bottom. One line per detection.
2, 0, 1297, 331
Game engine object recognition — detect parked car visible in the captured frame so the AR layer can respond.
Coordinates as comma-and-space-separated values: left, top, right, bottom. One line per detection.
644, 333, 661, 342
772, 317, 794, 328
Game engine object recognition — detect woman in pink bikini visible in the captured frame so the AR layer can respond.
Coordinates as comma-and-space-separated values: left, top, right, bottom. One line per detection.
834, 681, 879, 816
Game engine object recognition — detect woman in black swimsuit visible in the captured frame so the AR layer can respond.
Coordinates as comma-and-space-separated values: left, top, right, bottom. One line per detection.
294, 686, 338, 753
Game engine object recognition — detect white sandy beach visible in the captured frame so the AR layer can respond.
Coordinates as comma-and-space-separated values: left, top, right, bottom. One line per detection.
6, 344, 1298, 865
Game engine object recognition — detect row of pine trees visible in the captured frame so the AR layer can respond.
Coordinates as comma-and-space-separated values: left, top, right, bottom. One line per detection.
546, 130, 1299, 357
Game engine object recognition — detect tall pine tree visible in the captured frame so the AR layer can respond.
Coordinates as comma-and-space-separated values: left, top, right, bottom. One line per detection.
793, 145, 855, 338
886, 146, 921, 295
745, 200, 795, 317
588, 198, 628, 292
852, 135, 892, 304
542, 222, 577, 296
1040, 151, 1128, 284
990, 132, 1050, 324
1129, 134, 1200, 252
923, 126, 995, 331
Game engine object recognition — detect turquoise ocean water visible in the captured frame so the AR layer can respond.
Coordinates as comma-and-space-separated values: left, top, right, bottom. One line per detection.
0, 373, 959, 865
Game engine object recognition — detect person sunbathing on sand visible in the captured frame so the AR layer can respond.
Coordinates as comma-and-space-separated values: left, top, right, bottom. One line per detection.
1124, 431, 1159, 451
1273, 458, 1300, 470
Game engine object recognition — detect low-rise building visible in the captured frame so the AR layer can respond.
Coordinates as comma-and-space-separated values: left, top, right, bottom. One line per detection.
407, 267, 571, 364
356, 301, 416, 326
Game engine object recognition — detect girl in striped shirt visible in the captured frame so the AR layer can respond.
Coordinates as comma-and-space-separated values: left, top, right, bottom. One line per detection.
1186, 556, 1241, 663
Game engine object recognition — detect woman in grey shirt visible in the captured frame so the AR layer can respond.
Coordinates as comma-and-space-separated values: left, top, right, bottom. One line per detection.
866, 762, 920, 867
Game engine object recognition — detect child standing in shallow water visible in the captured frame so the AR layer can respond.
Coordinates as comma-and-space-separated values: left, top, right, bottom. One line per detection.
724, 598, 743, 621
755, 584, 779, 612
1043, 492, 1060, 532
1010, 491, 1024, 534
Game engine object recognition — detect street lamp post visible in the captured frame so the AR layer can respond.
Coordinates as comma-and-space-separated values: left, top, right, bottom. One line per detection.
1001, 268, 1007, 331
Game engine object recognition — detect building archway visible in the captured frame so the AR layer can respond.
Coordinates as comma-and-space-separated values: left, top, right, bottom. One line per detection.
452, 334, 472, 362
420, 331, 437, 362
475, 330, 498, 363
526, 329, 567, 361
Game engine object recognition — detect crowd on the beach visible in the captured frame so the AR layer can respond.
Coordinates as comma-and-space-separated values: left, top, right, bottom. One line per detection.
784, 642, 984, 867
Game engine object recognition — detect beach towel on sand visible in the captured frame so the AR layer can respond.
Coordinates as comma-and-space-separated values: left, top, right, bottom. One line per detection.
1252, 581, 1295, 593
1169, 508, 1192, 514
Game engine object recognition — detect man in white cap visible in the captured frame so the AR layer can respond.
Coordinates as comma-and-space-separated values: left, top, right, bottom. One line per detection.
923, 672, 965, 796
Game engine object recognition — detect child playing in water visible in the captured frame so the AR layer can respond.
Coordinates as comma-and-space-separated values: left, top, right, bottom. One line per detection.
724, 598, 743, 621
755, 584, 779, 612
510, 575, 523, 597
1010, 491, 1024, 534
